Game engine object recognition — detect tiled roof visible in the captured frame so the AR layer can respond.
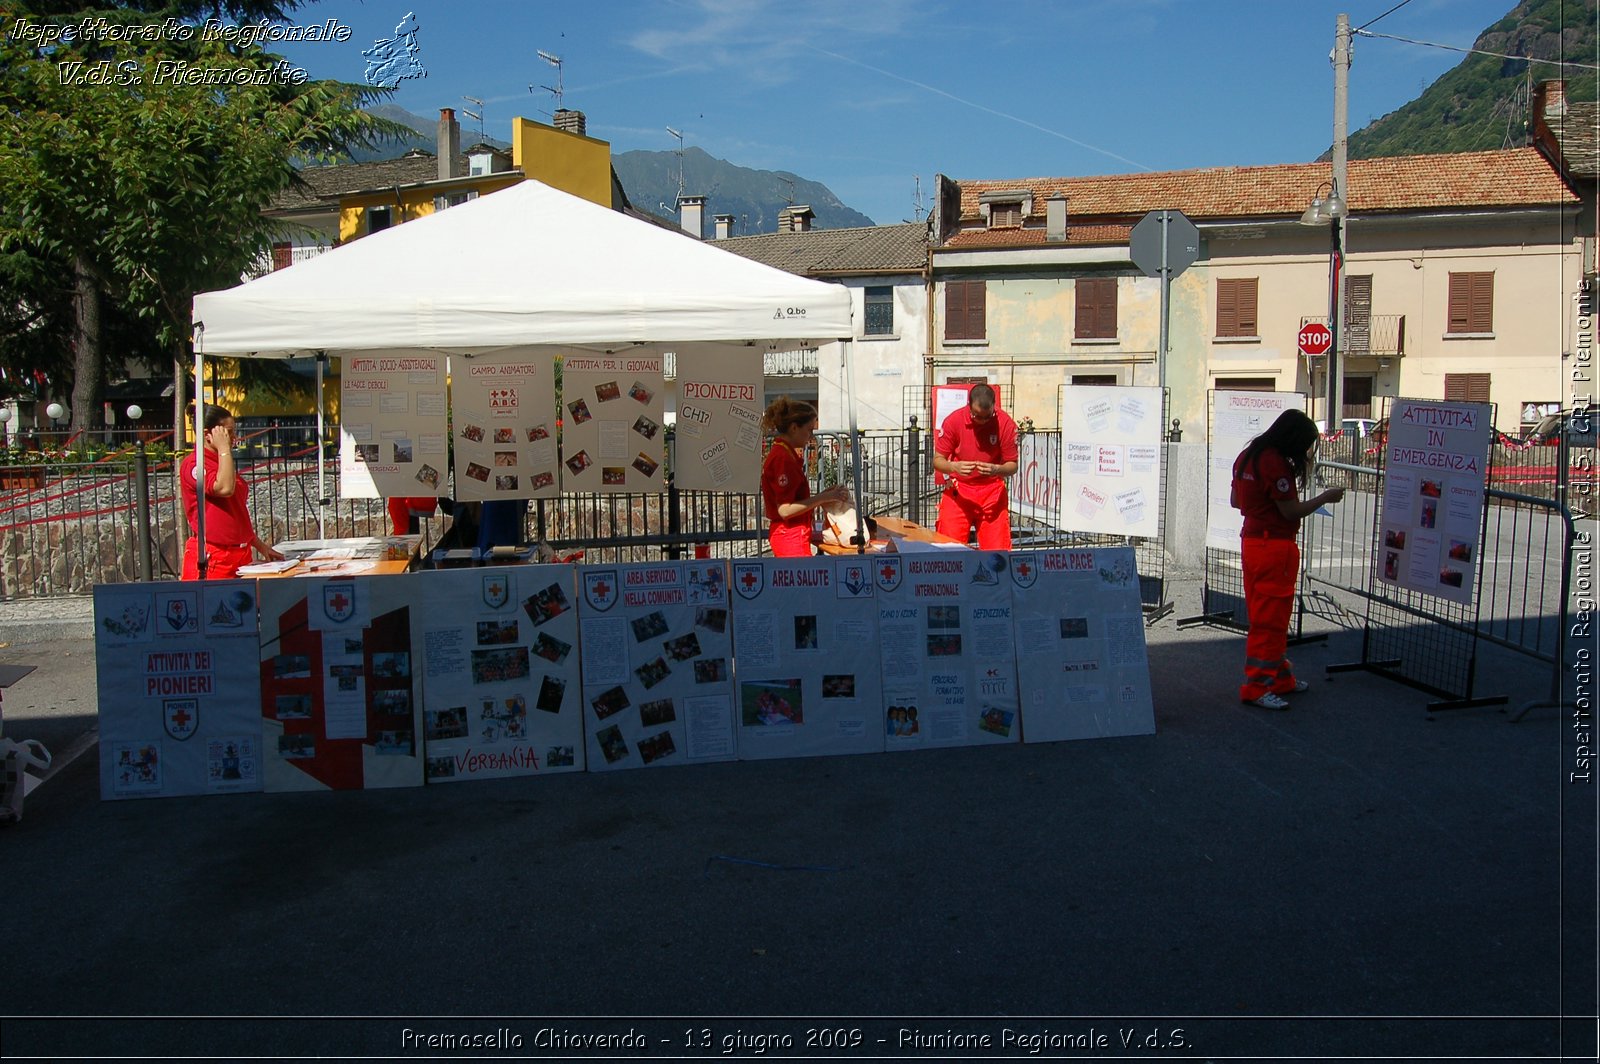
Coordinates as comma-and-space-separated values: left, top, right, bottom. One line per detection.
954, 148, 1574, 223
1546, 101, 1600, 180
271, 154, 469, 211
715, 221, 928, 276
941, 223, 1132, 251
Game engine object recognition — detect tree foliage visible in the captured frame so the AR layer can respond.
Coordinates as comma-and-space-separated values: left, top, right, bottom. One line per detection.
0, 1, 406, 427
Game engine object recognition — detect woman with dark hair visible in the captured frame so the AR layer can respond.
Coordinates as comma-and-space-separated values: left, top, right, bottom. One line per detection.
1231, 408, 1345, 709
759, 397, 849, 557
179, 406, 283, 579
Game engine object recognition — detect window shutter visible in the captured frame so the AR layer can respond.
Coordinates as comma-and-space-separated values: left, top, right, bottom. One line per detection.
946, 281, 985, 340
270, 243, 292, 271
1237, 279, 1257, 335
1470, 272, 1493, 332
1444, 373, 1491, 404
1448, 272, 1492, 333
1217, 278, 1258, 337
1075, 279, 1116, 339
1344, 274, 1372, 355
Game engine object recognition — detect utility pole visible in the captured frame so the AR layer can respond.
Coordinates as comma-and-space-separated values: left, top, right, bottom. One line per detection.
1330, 13, 1351, 428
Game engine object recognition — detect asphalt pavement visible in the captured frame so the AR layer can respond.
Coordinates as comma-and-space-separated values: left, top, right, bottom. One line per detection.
0, 579, 1594, 1062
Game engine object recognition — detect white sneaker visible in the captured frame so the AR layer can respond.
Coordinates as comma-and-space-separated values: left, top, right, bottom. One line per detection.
1249, 691, 1291, 710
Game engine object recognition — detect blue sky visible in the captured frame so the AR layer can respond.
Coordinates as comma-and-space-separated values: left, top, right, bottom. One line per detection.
275, 0, 1530, 224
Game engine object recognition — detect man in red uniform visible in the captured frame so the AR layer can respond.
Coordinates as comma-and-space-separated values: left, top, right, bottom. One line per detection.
180, 407, 283, 579
932, 384, 1018, 549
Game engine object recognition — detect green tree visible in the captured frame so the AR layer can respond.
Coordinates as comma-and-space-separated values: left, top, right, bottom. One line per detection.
0, 1, 404, 429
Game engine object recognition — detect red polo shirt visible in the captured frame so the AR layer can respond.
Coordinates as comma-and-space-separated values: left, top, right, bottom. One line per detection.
180, 449, 256, 546
761, 441, 809, 527
937, 406, 1017, 504
1233, 448, 1300, 538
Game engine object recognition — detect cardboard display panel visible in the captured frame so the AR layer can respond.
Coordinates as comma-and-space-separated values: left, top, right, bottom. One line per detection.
452, 351, 560, 501
672, 346, 765, 492
560, 351, 666, 493
1057, 384, 1164, 537
337, 351, 449, 500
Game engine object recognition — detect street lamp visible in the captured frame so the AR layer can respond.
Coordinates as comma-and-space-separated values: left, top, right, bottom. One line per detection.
1300, 179, 1346, 429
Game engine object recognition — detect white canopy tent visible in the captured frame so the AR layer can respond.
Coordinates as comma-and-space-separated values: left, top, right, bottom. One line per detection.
188, 179, 864, 556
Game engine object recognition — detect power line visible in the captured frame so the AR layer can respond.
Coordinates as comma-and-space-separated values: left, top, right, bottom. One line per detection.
1355, 28, 1600, 71
1356, 0, 1415, 33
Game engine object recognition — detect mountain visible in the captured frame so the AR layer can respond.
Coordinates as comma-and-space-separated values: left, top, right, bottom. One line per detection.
1343, 0, 1597, 159
612, 146, 877, 233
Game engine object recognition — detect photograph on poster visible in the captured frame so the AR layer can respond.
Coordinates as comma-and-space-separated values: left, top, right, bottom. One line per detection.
927, 606, 960, 629
567, 399, 593, 424
355, 444, 379, 463
547, 746, 576, 767
565, 451, 592, 475
638, 731, 677, 764
886, 706, 920, 737
635, 657, 672, 689
822, 675, 855, 698
477, 619, 519, 645
694, 658, 727, 683
979, 706, 1014, 737
1385, 552, 1400, 580
416, 464, 440, 489
523, 583, 570, 626
530, 471, 554, 491
465, 462, 490, 482
495, 475, 518, 491
531, 633, 571, 665
596, 381, 622, 402
663, 632, 702, 661
1060, 618, 1090, 639
742, 680, 803, 726
794, 615, 819, 650
276, 694, 312, 719
927, 633, 962, 656
279, 734, 315, 759
494, 451, 517, 467
1385, 529, 1407, 549
1420, 479, 1442, 498
632, 611, 670, 642
1440, 568, 1465, 588
479, 695, 527, 741
602, 468, 626, 486
274, 654, 311, 680
536, 675, 566, 713
336, 675, 358, 692
472, 645, 531, 683
1420, 500, 1437, 528
393, 440, 413, 463
696, 607, 727, 633
375, 730, 413, 755
633, 415, 660, 440
527, 424, 551, 442
371, 689, 411, 715
591, 685, 632, 720
632, 453, 659, 478
461, 424, 485, 442
426, 756, 454, 779
1448, 540, 1472, 562
373, 652, 409, 678
629, 381, 654, 404
640, 698, 676, 726
596, 724, 629, 763
494, 428, 515, 444
426, 707, 468, 740
329, 663, 362, 679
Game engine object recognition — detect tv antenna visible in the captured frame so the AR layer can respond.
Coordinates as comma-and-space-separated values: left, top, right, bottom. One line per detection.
780, 176, 795, 206
911, 174, 925, 221
461, 95, 485, 142
665, 125, 685, 199
535, 50, 564, 113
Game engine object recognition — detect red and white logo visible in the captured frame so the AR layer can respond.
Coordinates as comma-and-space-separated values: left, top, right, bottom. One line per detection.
583, 569, 618, 611
732, 561, 765, 600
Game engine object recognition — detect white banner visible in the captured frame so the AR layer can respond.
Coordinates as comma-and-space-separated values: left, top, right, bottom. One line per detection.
576, 560, 736, 770
95, 581, 264, 800
1008, 548, 1155, 743
873, 550, 1021, 750
560, 352, 666, 493
337, 351, 449, 500
1057, 385, 1163, 537
673, 346, 765, 492
415, 567, 586, 782
452, 352, 559, 501
257, 575, 424, 791
1011, 432, 1060, 526
728, 557, 884, 760
1376, 398, 1492, 605
1205, 390, 1307, 552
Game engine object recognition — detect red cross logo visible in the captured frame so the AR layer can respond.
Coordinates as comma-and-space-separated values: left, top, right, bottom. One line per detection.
1016, 562, 1032, 579
740, 570, 759, 590
880, 563, 896, 582
171, 706, 192, 728
592, 580, 610, 598
328, 591, 349, 613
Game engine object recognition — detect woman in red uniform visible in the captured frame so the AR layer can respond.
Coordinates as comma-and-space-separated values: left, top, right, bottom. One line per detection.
1231, 409, 1345, 709
759, 398, 850, 557
180, 407, 283, 579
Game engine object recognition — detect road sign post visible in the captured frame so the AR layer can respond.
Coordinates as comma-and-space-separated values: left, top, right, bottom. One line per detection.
1129, 210, 1200, 399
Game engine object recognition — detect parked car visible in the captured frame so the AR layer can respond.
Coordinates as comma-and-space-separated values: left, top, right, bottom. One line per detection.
1315, 417, 1380, 438
1521, 410, 1596, 448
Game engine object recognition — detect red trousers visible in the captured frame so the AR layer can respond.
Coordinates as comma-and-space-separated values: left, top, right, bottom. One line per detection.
182, 539, 252, 580
768, 522, 813, 557
936, 485, 1012, 550
1240, 535, 1299, 700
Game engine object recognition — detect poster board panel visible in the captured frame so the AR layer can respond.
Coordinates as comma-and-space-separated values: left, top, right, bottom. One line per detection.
577, 560, 736, 770
257, 575, 424, 791
95, 581, 265, 799
1012, 432, 1059, 527
414, 566, 586, 782
874, 550, 1021, 749
1205, 390, 1307, 552
673, 346, 764, 492
728, 557, 885, 760
452, 351, 559, 501
338, 351, 449, 500
560, 352, 665, 493
1375, 399, 1492, 605
1057, 384, 1163, 537
1009, 549, 1155, 742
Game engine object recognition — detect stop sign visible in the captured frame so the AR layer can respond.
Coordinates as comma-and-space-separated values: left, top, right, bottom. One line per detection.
1298, 322, 1332, 356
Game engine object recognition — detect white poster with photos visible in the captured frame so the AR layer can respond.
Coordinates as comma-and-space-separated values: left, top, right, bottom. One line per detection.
257, 575, 424, 791
452, 352, 559, 501
559, 352, 665, 493
1205, 389, 1307, 551
873, 550, 1022, 750
672, 344, 766, 492
1008, 548, 1155, 743
576, 560, 736, 772
337, 351, 449, 499
414, 566, 585, 782
727, 557, 884, 761
1376, 398, 1492, 606
94, 580, 265, 800
1056, 384, 1164, 538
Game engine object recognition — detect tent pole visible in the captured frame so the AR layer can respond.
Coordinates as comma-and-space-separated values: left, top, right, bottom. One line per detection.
841, 337, 865, 553
192, 326, 207, 579
315, 352, 327, 539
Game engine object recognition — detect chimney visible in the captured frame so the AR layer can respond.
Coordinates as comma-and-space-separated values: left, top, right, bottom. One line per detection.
679, 195, 705, 239
553, 108, 587, 136
1045, 195, 1067, 242
713, 213, 733, 240
437, 107, 461, 180
787, 204, 814, 233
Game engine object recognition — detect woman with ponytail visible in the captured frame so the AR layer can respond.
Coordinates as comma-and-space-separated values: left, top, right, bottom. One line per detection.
759, 397, 850, 557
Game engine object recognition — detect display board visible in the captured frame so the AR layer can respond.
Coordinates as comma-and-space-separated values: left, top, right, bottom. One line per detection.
1056, 384, 1163, 537
414, 566, 586, 782
728, 557, 885, 760
576, 560, 737, 770
1012, 431, 1060, 525
1376, 398, 1492, 605
873, 550, 1022, 749
95, 581, 265, 800
257, 575, 424, 790
672, 346, 765, 492
337, 351, 449, 499
1008, 548, 1155, 742
452, 351, 559, 501
1205, 389, 1307, 551
560, 351, 666, 493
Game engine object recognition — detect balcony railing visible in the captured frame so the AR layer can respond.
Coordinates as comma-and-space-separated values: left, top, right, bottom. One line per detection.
660, 347, 819, 379
244, 244, 333, 281
1300, 313, 1405, 357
